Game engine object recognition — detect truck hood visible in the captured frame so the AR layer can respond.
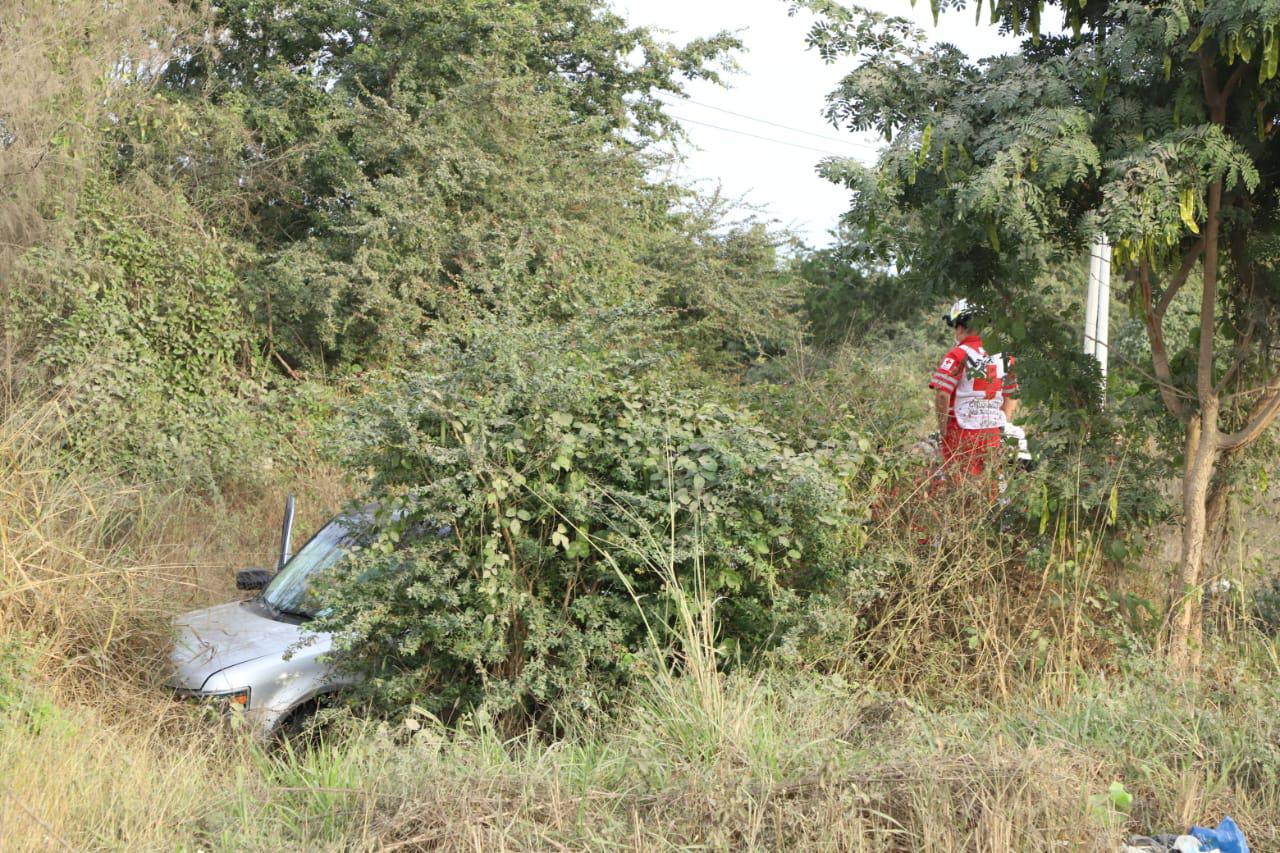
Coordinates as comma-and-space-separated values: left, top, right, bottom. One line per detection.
168, 600, 312, 691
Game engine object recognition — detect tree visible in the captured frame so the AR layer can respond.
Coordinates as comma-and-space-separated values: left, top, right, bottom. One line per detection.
0, 0, 191, 381
797, 0, 1280, 671
157, 0, 755, 367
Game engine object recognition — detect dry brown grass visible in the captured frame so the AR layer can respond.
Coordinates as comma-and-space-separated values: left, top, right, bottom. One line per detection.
0, 402, 177, 693
795, 467, 1121, 705
367, 745, 1113, 850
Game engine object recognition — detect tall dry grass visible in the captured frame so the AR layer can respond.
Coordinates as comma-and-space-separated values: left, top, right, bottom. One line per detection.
791, 445, 1157, 706
0, 402, 179, 694
0, 395, 349, 849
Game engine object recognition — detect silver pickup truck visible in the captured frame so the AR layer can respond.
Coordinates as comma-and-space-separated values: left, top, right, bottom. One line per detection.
167, 498, 359, 737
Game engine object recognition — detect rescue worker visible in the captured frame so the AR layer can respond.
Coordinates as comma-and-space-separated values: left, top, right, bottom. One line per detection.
927, 299, 1020, 479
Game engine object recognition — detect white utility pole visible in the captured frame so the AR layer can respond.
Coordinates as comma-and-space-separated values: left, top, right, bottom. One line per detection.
1083, 234, 1112, 399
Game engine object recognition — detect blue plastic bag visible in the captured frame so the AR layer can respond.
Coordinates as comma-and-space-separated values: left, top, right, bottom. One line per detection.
1189, 816, 1249, 853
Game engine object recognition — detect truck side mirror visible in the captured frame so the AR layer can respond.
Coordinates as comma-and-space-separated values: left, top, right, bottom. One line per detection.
236, 568, 274, 590
278, 494, 296, 571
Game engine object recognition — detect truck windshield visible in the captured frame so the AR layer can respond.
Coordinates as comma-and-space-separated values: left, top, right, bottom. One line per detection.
261, 515, 360, 618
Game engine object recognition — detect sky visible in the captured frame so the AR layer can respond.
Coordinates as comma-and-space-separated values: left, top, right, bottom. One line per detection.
610, 0, 1045, 246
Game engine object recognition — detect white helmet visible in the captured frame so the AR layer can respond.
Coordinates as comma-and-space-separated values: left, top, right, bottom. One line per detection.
944, 298, 981, 328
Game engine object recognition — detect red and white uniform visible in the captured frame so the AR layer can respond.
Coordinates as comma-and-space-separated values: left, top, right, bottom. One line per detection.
928, 335, 1019, 476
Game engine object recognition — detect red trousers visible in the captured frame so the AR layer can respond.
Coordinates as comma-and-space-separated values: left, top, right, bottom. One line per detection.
941, 426, 1002, 476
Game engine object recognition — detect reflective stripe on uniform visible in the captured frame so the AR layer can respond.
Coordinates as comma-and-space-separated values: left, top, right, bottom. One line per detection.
930, 372, 958, 390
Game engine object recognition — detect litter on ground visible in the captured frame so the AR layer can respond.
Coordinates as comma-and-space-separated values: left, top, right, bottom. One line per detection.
1124, 817, 1249, 853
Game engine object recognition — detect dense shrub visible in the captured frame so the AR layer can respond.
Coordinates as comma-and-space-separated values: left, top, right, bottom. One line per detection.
21, 180, 273, 487
311, 316, 877, 722
17, 176, 342, 491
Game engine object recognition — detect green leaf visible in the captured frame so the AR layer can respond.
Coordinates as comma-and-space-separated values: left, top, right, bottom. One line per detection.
1108, 781, 1133, 813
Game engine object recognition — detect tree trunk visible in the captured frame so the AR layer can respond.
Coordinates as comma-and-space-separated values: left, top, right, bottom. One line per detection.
1204, 473, 1233, 570
1168, 402, 1219, 675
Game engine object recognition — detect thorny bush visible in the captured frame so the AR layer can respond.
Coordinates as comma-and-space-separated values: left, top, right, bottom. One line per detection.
310, 315, 881, 725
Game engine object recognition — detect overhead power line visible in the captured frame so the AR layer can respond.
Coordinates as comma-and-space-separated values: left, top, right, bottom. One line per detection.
667, 113, 866, 158
660, 95, 883, 153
